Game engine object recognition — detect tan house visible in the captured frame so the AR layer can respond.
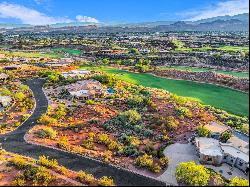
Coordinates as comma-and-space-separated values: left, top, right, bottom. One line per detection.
195, 136, 249, 172
65, 80, 105, 100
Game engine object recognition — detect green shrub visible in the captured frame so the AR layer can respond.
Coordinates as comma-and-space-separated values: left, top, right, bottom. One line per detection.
36, 127, 57, 139
37, 155, 58, 169
136, 154, 154, 168
118, 110, 141, 125
229, 176, 249, 186
175, 161, 210, 186
77, 170, 95, 184
10, 156, 28, 169
175, 107, 193, 118
197, 126, 211, 137
98, 176, 115, 186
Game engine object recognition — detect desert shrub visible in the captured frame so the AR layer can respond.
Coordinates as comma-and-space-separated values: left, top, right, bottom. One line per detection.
57, 136, 69, 149
53, 104, 67, 119
97, 133, 111, 145
36, 127, 57, 139
21, 114, 30, 122
98, 176, 115, 186
33, 166, 54, 186
136, 154, 154, 168
229, 176, 249, 186
127, 95, 146, 108
165, 116, 180, 130
103, 150, 112, 162
102, 123, 115, 132
143, 129, 153, 137
107, 140, 122, 152
10, 156, 28, 169
37, 155, 58, 169
197, 126, 211, 137
38, 114, 57, 125
12, 177, 26, 186
159, 156, 169, 167
119, 145, 139, 157
23, 165, 38, 180
85, 100, 96, 105
15, 92, 26, 101
150, 163, 161, 173
117, 110, 141, 125
129, 136, 141, 147
175, 161, 210, 186
175, 107, 193, 118
82, 133, 95, 149
220, 131, 232, 143
77, 170, 95, 184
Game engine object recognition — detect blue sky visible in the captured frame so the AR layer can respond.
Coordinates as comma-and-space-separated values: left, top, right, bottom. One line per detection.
0, 0, 249, 25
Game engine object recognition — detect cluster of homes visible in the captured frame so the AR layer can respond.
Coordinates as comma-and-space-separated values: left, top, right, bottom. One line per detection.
194, 122, 249, 174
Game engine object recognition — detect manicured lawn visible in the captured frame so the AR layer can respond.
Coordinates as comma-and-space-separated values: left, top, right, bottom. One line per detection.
162, 66, 249, 78
81, 66, 249, 116
52, 48, 82, 56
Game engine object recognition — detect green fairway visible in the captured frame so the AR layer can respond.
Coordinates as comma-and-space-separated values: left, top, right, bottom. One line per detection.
174, 45, 249, 53
81, 66, 249, 117
162, 66, 249, 78
0, 50, 63, 58
52, 48, 82, 56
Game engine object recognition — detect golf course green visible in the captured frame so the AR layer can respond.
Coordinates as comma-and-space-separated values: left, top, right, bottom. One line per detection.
161, 66, 249, 78
81, 66, 249, 117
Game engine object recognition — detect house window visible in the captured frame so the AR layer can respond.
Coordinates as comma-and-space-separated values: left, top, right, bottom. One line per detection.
224, 156, 228, 159
239, 162, 243, 167
207, 157, 212, 162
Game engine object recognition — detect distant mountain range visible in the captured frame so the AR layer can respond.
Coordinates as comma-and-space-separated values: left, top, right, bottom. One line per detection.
0, 13, 249, 32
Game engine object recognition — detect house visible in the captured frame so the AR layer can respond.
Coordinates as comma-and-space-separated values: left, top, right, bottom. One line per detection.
221, 144, 249, 172
0, 96, 11, 108
65, 80, 105, 100
44, 62, 70, 68
195, 136, 249, 173
62, 70, 90, 79
195, 137, 224, 166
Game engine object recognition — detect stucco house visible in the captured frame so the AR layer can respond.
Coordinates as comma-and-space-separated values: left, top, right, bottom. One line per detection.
65, 80, 105, 100
195, 136, 249, 173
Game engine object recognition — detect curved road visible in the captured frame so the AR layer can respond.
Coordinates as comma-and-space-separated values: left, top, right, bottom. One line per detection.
0, 78, 166, 186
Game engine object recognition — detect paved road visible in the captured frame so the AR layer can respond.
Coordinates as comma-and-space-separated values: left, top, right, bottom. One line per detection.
0, 78, 166, 186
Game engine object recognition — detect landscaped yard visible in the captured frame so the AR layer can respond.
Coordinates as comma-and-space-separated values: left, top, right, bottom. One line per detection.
80, 66, 249, 116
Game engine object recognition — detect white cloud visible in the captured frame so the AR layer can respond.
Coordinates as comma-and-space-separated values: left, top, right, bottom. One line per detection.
76, 15, 99, 23
0, 2, 72, 25
0, 2, 99, 25
184, 0, 249, 21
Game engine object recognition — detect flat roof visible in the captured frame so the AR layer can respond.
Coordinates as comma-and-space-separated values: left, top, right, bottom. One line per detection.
221, 144, 249, 162
196, 137, 224, 157
204, 122, 230, 134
